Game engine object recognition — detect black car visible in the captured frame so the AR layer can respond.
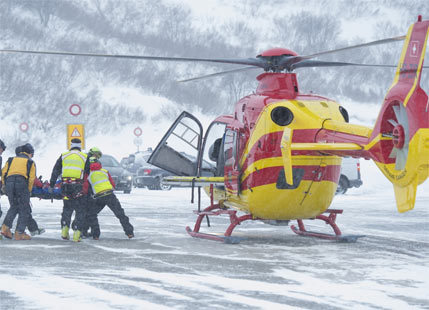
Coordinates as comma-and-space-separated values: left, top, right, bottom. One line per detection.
99, 154, 133, 194
134, 162, 173, 190
122, 150, 173, 191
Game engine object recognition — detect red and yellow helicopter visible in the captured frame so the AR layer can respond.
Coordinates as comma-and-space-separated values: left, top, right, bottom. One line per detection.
2, 17, 429, 243
147, 17, 429, 243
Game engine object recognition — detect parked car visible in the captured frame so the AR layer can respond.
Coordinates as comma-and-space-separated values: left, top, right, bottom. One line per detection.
336, 157, 363, 195
121, 148, 174, 191
99, 154, 133, 194
135, 162, 173, 191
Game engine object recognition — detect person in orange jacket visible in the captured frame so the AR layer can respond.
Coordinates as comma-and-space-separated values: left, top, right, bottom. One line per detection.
1, 143, 36, 240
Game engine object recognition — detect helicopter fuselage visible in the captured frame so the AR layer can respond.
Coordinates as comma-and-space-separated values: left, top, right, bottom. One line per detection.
217, 72, 372, 219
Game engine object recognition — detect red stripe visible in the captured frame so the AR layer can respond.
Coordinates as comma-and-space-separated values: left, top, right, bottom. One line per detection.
241, 129, 319, 171
241, 165, 341, 191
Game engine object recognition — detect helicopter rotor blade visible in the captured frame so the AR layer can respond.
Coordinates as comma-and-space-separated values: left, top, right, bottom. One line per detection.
177, 66, 259, 82
0, 49, 266, 68
283, 35, 406, 68
292, 60, 398, 70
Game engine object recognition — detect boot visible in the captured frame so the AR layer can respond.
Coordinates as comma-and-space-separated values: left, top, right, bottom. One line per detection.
73, 230, 81, 242
127, 233, 134, 239
30, 228, 46, 236
14, 231, 31, 240
1, 224, 13, 239
61, 226, 70, 240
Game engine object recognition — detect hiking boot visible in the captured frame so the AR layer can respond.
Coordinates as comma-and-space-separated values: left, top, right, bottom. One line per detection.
73, 230, 81, 242
61, 226, 70, 240
14, 231, 31, 240
30, 228, 46, 236
1, 224, 12, 239
127, 233, 134, 239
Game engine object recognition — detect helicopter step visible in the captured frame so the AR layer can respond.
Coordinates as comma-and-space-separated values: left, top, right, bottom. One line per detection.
290, 209, 365, 242
185, 204, 258, 244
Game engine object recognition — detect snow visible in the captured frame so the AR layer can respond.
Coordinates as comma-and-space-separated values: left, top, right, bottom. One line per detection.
0, 186, 428, 309
1, 1, 429, 309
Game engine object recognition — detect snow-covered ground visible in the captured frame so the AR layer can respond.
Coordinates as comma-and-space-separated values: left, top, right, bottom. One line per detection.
0, 184, 428, 309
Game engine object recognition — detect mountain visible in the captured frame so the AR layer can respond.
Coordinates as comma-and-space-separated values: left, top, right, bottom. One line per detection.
0, 0, 428, 153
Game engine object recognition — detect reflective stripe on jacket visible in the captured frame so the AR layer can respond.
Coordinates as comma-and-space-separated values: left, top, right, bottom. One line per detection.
88, 168, 113, 194
61, 150, 87, 179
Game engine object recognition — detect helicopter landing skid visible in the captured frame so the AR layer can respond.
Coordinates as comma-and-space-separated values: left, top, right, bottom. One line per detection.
185, 204, 255, 244
290, 209, 364, 242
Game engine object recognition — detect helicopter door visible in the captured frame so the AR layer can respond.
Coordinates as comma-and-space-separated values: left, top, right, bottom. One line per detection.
148, 111, 203, 176
223, 128, 240, 194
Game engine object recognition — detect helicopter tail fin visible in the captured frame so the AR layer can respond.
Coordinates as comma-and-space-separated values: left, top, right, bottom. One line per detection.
366, 17, 429, 212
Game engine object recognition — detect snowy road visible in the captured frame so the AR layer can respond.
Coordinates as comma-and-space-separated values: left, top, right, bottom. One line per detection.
0, 186, 428, 310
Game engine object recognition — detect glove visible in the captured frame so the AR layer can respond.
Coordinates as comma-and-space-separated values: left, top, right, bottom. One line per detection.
1, 185, 6, 195
48, 187, 54, 194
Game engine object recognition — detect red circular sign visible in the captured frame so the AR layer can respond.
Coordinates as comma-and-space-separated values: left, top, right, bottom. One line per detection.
69, 104, 82, 116
19, 122, 29, 132
134, 127, 142, 137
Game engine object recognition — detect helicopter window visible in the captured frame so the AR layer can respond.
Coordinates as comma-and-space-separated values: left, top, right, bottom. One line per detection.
339, 106, 349, 123
201, 122, 227, 177
150, 114, 202, 176
224, 129, 237, 169
271, 106, 294, 126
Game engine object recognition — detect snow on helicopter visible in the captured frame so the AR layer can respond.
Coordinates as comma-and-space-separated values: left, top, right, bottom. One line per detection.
1, 16, 428, 243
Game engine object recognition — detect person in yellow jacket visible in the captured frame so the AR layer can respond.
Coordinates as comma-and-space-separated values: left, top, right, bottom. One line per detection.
82, 160, 134, 240
0, 143, 36, 240
49, 138, 87, 242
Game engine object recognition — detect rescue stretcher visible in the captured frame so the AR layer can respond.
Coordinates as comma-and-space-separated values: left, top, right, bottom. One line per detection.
31, 178, 63, 200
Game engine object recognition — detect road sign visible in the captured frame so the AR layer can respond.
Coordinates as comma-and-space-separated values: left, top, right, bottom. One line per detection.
69, 104, 82, 116
134, 127, 142, 137
19, 122, 29, 132
67, 124, 85, 150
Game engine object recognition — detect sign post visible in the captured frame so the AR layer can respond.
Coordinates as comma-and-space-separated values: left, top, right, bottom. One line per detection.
67, 104, 85, 149
133, 127, 142, 152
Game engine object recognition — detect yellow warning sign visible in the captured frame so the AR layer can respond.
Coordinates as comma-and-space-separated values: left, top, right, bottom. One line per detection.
67, 124, 85, 150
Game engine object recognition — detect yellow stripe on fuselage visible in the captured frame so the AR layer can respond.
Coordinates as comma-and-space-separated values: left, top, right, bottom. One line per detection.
241, 155, 342, 182
240, 100, 345, 167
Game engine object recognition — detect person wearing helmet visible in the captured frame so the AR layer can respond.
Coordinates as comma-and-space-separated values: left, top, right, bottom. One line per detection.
1, 143, 36, 240
49, 138, 87, 242
77, 146, 103, 238
82, 160, 134, 240
0, 139, 6, 228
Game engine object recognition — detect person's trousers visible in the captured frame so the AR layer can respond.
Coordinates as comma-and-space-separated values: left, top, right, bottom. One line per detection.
3, 176, 31, 233
87, 193, 133, 238
61, 195, 85, 231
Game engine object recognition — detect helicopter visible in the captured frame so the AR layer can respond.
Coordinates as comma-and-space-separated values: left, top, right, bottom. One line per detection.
1, 16, 428, 243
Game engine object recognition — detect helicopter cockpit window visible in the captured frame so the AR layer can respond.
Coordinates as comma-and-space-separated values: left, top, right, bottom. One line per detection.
201, 122, 227, 177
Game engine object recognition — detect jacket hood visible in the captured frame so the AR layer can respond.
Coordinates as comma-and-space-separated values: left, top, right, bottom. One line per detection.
90, 162, 102, 171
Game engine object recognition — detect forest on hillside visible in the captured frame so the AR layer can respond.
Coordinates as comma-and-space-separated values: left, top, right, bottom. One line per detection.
0, 0, 428, 148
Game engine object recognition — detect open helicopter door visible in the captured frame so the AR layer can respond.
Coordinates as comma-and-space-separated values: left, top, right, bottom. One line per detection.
148, 111, 203, 176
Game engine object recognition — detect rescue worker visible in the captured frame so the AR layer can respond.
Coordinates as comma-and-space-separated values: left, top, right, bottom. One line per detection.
14, 145, 45, 236
83, 159, 134, 240
0, 143, 36, 240
49, 138, 87, 242
0, 139, 6, 221
76, 146, 103, 237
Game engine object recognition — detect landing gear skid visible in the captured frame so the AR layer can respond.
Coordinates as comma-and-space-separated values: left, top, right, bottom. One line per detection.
185, 204, 256, 244
290, 209, 364, 242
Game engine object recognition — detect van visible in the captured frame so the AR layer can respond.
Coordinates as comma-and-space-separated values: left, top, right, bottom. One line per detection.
336, 158, 363, 194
